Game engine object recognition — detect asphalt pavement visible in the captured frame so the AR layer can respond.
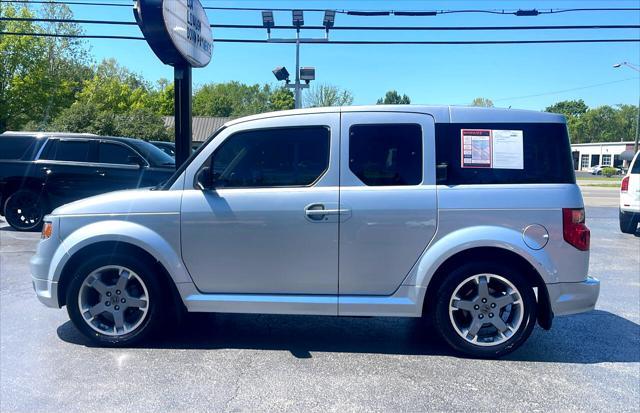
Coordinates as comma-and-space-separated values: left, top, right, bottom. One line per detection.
1, 186, 638, 412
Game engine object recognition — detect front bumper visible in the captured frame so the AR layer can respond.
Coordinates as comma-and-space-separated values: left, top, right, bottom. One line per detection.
31, 276, 60, 308
547, 276, 600, 316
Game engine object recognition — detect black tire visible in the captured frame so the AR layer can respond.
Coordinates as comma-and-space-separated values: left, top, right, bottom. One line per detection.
3, 189, 46, 231
431, 261, 537, 358
619, 210, 638, 234
66, 253, 166, 347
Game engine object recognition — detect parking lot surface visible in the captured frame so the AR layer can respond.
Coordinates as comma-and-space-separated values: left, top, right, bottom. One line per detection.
1, 186, 638, 412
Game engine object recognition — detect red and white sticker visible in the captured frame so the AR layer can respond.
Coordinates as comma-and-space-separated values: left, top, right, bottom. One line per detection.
461, 129, 524, 170
461, 129, 492, 168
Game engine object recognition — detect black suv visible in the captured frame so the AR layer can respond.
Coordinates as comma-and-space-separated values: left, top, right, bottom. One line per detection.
0, 132, 176, 231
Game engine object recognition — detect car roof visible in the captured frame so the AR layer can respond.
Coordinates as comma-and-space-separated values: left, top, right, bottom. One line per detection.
223, 105, 566, 128
0, 131, 148, 145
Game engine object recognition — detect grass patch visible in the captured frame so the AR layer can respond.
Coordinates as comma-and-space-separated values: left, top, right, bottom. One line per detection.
578, 183, 621, 188
576, 175, 622, 181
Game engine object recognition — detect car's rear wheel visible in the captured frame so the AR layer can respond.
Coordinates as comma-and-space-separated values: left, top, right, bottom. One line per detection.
3, 189, 46, 231
66, 254, 165, 346
432, 262, 537, 358
619, 209, 638, 234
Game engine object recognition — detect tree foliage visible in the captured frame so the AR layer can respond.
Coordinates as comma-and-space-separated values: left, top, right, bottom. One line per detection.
470, 97, 494, 107
545, 100, 638, 143
305, 84, 354, 108
377, 90, 411, 105
193, 81, 293, 117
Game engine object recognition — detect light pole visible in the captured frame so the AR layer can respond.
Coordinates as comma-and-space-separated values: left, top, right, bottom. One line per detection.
263, 10, 333, 108
613, 62, 640, 154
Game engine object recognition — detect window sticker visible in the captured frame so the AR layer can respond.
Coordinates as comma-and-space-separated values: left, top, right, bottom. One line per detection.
492, 130, 524, 169
460, 129, 524, 169
461, 129, 492, 168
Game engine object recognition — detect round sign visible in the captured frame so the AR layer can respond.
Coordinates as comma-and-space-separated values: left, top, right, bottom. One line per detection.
134, 0, 213, 68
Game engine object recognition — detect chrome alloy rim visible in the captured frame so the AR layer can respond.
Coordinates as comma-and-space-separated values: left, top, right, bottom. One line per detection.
78, 266, 149, 336
448, 274, 524, 347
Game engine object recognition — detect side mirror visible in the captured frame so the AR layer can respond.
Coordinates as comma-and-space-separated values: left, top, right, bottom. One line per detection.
128, 155, 145, 167
195, 166, 212, 190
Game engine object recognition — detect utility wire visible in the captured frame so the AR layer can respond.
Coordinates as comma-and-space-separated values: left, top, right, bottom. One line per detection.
493, 77, 640, 102
2, 17, 640, 32
2, 31, 639, 45
1, 0, 639, 16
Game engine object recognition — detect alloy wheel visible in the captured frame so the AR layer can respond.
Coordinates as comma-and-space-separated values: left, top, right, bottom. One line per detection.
448, 273, 524, 347
77, 265, 150, 336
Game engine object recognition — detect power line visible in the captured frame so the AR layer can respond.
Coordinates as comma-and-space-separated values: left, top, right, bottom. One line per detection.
3, 17, 640, 32
494, 77, 640, 102
2, 31, 639, 45
1, 0, 639, 16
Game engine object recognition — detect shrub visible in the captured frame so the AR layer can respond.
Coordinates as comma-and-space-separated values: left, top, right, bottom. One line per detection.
601, 167, 618, 177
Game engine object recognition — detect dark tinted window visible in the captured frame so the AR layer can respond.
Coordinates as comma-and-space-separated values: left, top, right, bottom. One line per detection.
435, 123, 575, 185
349, 124, 422, 186
0, 136, 37, 159
41, 140, 91, 162
98, 142, 139, 165
129, 140, 175, 167
632, 155, 640, 174
210, 126, 329, 188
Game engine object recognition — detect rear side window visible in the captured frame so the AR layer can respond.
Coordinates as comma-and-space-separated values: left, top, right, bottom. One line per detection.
436, 123, 576, 185
0, 136, 37, 159
210, 126, 329, 188
349, 124, 422, 186
98, 142, 140, 165
632, 156, 640, 174
42, 140, 92, 162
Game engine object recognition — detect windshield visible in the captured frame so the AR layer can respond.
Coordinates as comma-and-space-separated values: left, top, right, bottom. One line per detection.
130, 140, 175, 167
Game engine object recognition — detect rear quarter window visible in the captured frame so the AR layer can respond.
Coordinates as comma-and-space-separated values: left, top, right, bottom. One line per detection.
631, 155, 640, 174
435, 122, 576, 185
0, 136, 37, 160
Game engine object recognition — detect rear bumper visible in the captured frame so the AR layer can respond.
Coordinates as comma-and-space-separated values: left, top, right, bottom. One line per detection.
547, 276, 600, 316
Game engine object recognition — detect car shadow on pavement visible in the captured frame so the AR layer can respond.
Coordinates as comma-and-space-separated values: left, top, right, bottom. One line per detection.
57, 309, 639, 363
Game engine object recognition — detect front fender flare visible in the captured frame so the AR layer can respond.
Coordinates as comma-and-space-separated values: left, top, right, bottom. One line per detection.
49, 219, 192, 285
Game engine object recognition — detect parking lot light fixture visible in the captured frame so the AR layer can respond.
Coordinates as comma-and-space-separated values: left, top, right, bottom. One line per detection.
262, 10, 274, 38
272, 66, 290, 83
292, 10, 304, 28
323, 10, 336, 29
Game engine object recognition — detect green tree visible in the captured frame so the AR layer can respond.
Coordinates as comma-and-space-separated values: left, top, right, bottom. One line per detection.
51, 102, 169, 141
193, 81, 275, 117
269, 87, 295, 111
0, 4, 46, 131
471, 97, 494, 107
305, 84, 354, 108
147, 78, 174, 115
545, 99, 588, 118
0, 3, 91, 132
377, 90, 411, 105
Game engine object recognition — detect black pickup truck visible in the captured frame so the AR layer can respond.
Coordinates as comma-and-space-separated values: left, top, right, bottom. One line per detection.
0, 132, 176, 231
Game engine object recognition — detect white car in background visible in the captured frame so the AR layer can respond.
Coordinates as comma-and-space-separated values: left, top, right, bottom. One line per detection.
620, 151, 640, 234
590, 165, 621, 175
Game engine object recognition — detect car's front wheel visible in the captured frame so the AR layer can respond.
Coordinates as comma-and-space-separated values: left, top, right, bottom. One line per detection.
3, 189, 46, 231
432, 262, 537, 358
66, 254, 164, 346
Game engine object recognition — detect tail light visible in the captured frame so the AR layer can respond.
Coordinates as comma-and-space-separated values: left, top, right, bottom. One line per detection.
621, 176, 629, 192
563, 208, 590, 251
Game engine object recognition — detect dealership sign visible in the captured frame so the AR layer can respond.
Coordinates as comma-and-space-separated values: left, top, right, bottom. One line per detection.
134, 0, 213, 67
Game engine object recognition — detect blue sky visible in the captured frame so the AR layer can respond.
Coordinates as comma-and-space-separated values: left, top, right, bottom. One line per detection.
42, 0, 640, 109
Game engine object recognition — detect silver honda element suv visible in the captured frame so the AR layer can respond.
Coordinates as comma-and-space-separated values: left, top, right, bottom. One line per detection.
31, 106, 599, 358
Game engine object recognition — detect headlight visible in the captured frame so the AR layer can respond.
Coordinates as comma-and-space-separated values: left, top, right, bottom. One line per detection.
41, 221, 53, 239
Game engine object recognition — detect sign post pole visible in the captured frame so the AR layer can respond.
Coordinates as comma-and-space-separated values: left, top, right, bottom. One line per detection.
174, 64, 192, 167
134, 0, 213, 167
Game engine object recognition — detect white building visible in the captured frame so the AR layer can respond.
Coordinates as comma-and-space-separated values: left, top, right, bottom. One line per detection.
570, 141, 635, 171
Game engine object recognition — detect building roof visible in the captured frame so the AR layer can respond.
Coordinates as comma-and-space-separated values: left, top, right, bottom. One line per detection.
163, 116, 231, 142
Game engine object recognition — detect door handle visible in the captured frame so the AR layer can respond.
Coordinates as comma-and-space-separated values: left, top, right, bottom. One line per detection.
305, 209, 347, 216
304, 204, 349, 221
96, 170, 106, 177
41, 167, 52, 175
